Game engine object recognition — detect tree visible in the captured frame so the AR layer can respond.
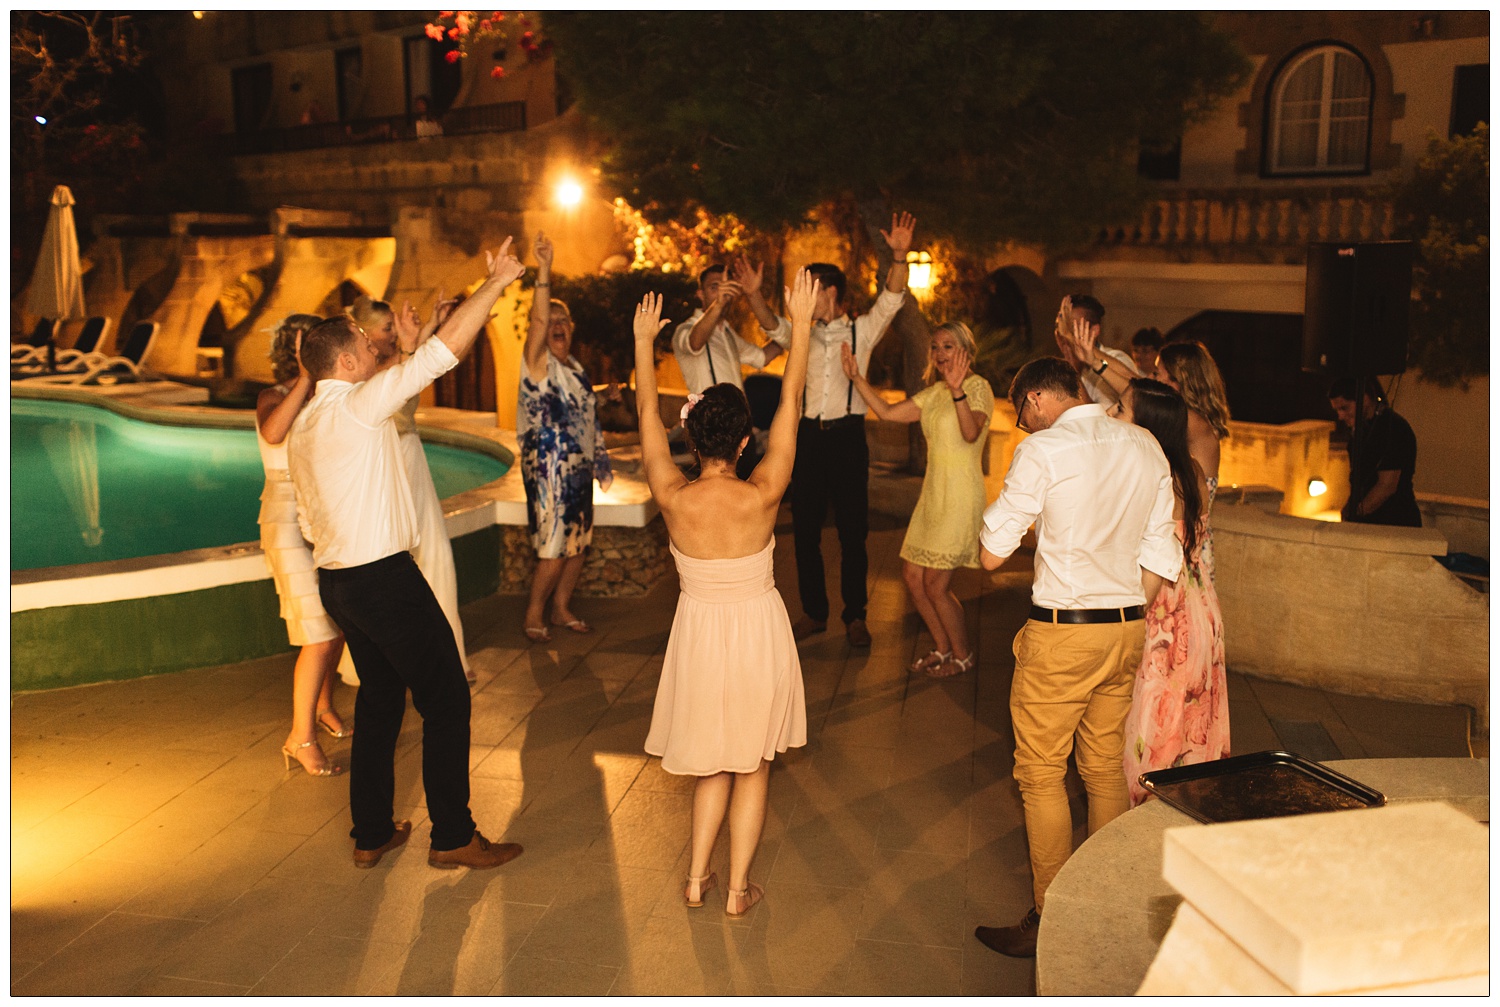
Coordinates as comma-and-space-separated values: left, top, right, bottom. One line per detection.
544, 12, 1247, 252
1390, 125, 1489, 386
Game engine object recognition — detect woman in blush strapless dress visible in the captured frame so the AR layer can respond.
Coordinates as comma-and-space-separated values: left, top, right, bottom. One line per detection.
632, 270, 818, 920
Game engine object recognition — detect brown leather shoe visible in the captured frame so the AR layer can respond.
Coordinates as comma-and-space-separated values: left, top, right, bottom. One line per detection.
353, 820, 412, 869
845, 619, 872, 647
974, 906, 1041, 957
791, 616, 827, 641
428, 831, 524, 870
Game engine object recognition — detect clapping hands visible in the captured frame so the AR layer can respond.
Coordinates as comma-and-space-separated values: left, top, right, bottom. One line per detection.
729, 258, 764, 297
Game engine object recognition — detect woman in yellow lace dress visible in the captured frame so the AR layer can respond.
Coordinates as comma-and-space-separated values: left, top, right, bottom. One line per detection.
844, 322, 992, 677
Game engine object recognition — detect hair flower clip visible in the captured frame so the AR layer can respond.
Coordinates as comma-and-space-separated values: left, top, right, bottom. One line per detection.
680, 393, 703, 422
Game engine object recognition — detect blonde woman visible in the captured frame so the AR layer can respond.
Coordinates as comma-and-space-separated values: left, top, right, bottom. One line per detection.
348, 294, 475, 683
842, 322, 993, 677
257, 314, 347, 776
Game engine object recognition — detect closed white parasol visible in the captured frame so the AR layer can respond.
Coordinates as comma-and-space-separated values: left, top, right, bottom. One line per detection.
27, 184, 87, 322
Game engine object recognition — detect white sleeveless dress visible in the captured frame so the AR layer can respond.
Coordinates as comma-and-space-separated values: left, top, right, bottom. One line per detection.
257, 410, 338, 646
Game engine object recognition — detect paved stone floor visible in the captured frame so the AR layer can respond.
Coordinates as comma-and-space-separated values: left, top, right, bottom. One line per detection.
10, 510, 1479, 995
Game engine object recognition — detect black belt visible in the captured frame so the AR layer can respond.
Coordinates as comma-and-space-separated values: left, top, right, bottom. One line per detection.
1029, 605, 1145, 624
801, 414, 863, 431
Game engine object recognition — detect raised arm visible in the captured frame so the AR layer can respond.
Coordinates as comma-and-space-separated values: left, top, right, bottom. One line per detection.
436, 239, 524, 359
731, 258, 784, 363
522, 232, 554, 379
749, 268, 817, 496
940, 348, 985, 444
255, 329, 313, 445
841, 342, 919, 423
684, 278, 740, 352
1065, 315, 1130, 400
633, 292, 688, 500
880, 211, 915, 295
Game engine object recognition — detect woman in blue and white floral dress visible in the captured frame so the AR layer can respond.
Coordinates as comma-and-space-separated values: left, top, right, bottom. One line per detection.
519, 233, 613, 642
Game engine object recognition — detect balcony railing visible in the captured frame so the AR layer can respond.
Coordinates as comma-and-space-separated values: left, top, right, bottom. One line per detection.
1098, 186, 1397, 250
227, 101, 528, 156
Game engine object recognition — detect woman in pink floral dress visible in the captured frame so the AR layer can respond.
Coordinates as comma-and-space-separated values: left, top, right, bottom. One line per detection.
1116, 379, 1229, 805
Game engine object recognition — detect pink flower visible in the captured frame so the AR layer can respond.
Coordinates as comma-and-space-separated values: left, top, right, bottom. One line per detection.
479, 19, 491, 31
425, 23, 445, 40
1183, 697, 1213, 749
490, 65, 506, 79
455, 11, 471, 32
680, 393, 703, 422
445, 49, 461, 63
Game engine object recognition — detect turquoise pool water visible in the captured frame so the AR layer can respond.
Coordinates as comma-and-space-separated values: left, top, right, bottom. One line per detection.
11, 399, 509, 571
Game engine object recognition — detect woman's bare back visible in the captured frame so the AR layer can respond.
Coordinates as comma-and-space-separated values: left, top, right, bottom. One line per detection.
658, 472, 779, 559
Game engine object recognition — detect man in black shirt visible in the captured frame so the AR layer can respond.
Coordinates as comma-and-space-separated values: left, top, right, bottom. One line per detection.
1328, 377, 1422, 528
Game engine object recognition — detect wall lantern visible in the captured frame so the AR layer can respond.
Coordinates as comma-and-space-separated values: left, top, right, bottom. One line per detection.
1308, 477, 1328, 497
906, 250, 933, 291
555, 179, 584, 209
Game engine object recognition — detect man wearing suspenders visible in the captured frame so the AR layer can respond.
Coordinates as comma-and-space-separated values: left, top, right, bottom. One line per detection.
764, 212, 916, 647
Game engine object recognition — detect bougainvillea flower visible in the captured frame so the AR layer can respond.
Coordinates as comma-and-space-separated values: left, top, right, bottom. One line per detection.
445, 49, 461, 62
425, 23, 445, 40
491, 65, 506, 79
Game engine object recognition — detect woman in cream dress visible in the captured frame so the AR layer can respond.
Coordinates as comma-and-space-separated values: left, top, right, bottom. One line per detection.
634, 270, 817, 919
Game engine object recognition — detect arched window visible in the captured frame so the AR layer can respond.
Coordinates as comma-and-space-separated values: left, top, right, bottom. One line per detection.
1268, 44, 1373, 174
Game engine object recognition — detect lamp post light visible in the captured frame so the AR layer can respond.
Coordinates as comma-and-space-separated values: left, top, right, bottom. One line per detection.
556, 178, 584, 209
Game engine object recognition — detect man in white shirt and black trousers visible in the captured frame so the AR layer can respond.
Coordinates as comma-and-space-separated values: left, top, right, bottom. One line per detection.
289, 240, 527, 871
972, 356, 1181, 958
768, 211, 916, 648
672, 259, 784, 477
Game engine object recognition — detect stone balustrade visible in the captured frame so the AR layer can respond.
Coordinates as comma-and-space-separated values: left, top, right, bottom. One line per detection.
1211, 503, 1489, 726
1097, 186, 1396, 251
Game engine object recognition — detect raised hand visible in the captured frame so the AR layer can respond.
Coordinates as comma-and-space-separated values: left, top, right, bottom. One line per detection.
1069, 315, 1100, 363
485, 237, 524, 287
533, 231, 554, 270
634, 291, 671, 346
785, 268, 820, 328
880, 211, 916, 258
840, 341, 862, 382
941, 347, 972, 392
430, 286, 459, 328
715, 279, 744, 307
394, 299, 422, 349
730, 258, 764, 295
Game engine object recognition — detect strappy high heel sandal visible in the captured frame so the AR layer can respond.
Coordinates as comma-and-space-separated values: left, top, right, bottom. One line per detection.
316, 709, 352, 739
725, 881, 764, 918
909, 649, 951, 674
929, 652, 975, 678
282, 739, 342, 777
685, 872, 717, 908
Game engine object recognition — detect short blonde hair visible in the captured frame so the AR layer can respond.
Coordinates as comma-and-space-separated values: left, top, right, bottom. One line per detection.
346, 294, 392, 332
923, 321, 978, 385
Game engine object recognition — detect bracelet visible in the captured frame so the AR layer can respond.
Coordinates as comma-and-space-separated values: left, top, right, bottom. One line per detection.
1093, 359, 1109, 375
952, 393, 968, 402
534, 282, 550, 288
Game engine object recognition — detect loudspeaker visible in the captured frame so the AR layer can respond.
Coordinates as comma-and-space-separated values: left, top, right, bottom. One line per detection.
1302, 241, 1414, 375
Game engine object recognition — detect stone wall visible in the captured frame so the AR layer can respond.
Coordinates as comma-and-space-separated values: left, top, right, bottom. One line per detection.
499, 520, 672, 598
1211, 503, 1489, 726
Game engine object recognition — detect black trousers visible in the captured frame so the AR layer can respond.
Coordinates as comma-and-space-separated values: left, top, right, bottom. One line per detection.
790, 416, 869, 625
319, 552, 476, 852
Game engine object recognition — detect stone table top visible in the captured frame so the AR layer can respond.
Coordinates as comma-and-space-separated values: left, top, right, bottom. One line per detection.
1034, 757, 1490, 997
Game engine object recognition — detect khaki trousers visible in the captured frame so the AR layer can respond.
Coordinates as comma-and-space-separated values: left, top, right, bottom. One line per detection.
1010, 619, 1146, 911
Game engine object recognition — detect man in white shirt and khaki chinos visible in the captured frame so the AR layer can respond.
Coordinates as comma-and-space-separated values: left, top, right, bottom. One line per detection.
972, 356, 1181, 958
289, 240, 527, 871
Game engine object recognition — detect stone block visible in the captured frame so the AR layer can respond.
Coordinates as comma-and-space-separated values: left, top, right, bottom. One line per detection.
1162, 802, 1488, 994
1137, 901, 1489, 995
1309, 519, 1446, 557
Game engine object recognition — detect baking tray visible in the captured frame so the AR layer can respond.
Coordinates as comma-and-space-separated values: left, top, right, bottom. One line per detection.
1139, 750, 1387, 824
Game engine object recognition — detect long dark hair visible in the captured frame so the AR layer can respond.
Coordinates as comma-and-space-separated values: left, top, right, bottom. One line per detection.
1128, 378, 1202, 555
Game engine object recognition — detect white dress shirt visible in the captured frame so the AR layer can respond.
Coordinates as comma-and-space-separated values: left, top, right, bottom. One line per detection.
766, 288, 905, 420
981, 403, 1181, 609
671, 310, 776, 394
289, 337, 460, 569
1081, 345, 1141, 404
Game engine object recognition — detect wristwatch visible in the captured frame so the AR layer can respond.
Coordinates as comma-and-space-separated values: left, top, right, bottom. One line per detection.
1093, 358, 1109, 375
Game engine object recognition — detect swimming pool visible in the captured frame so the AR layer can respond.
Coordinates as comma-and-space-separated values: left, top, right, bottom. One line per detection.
11, 398, 510, 571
